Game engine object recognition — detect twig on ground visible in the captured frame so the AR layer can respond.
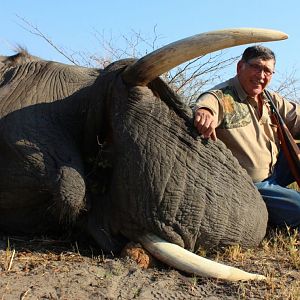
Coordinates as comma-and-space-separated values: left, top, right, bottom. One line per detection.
7, 249, 15, 271
20, 287, 31, 300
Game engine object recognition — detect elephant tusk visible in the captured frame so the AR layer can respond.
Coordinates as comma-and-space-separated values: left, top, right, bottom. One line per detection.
122, 28, 288, 86
139, 233, 266, 281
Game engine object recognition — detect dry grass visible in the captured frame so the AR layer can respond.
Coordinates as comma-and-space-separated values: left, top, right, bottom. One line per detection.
1, 229, 299, 299
207, 226, 300, 299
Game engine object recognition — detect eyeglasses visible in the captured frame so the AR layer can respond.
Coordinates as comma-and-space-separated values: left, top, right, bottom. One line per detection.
245, 62, 275, 77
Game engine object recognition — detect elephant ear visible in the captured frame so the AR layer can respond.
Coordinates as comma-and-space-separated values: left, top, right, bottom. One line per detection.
122, 28, 288, 86
0, 49, 41, 67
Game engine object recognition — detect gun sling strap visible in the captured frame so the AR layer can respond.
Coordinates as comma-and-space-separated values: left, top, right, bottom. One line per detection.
265, 90, 300, 188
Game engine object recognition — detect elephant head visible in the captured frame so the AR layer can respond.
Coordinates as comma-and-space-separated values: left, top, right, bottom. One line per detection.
85, 28, 287, 280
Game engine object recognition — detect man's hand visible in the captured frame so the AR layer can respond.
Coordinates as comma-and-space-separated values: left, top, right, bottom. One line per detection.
194, 108, 217, 141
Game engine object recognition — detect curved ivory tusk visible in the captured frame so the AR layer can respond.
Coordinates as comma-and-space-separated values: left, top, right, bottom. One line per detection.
122, 28, 288, 86
139, 233, 266, 281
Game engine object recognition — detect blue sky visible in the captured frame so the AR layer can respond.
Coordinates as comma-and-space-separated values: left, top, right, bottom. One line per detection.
0, 1, 299, 86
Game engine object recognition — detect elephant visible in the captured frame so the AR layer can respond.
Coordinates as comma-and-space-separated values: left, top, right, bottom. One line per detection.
0, 28, 288, 281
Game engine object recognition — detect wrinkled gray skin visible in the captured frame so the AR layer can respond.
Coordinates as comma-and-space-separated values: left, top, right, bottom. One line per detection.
0, 51, 268, 254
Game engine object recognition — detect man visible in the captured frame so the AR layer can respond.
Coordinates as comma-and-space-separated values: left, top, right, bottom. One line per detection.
193, 45, 300, 228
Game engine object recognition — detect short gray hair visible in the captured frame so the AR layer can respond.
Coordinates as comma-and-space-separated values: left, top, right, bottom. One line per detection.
241, 45, 276, 64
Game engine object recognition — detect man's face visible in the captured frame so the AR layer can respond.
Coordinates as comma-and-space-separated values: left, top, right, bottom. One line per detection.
237, 58, 275, 97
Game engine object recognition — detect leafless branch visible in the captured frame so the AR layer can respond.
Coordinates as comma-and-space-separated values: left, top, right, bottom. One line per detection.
15, 16, 299, 105
272, 67, 300, 103
16, 15, 79, 65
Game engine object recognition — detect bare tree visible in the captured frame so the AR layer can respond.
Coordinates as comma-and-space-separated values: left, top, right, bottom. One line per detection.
272, 67, 300, 103
165, 54, 239, 104
15, 16, 300, 105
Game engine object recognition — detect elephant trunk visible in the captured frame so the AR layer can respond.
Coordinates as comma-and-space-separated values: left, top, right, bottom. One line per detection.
139, 233, 266, 281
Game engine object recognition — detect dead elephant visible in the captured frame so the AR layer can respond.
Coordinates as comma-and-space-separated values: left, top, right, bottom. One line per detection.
0, 28, 288, 280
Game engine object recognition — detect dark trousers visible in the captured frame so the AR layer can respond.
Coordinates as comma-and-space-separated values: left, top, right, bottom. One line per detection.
254, 150, 300, 228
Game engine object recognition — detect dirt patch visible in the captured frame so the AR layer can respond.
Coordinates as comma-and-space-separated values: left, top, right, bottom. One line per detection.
0, 233, 299, 299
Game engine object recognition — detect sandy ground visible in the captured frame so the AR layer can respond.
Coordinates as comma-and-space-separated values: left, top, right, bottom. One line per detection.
0, 234, 299, 300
